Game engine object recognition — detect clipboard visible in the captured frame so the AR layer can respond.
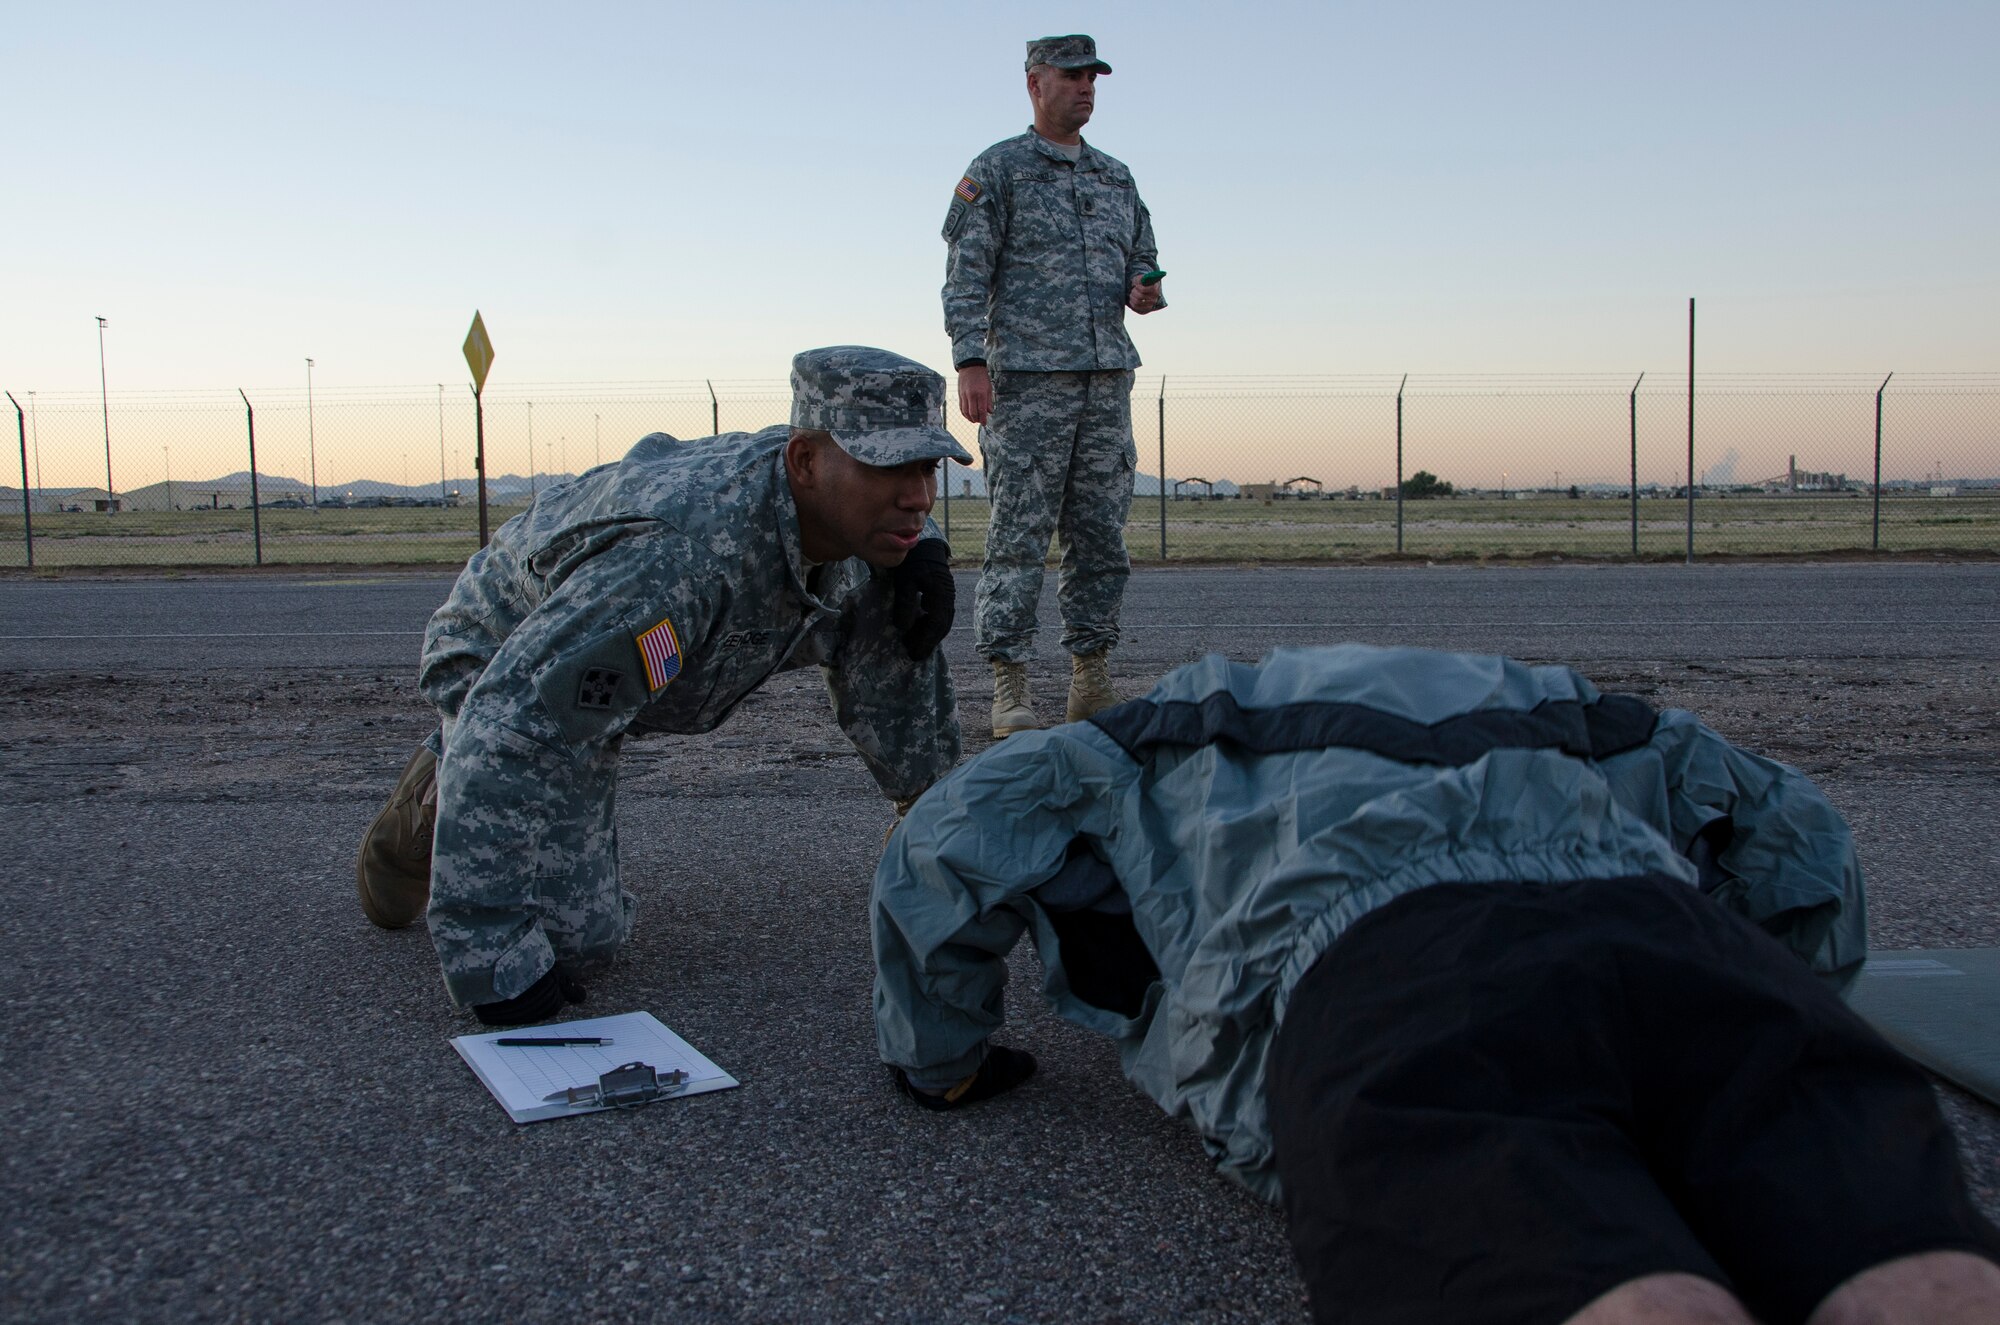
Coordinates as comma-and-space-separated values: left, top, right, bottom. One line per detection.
451, 1010, 739, 1123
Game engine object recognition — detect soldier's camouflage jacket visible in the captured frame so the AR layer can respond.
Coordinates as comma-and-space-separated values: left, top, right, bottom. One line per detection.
942, 130, 1162, 372
417, 427, 959, 1007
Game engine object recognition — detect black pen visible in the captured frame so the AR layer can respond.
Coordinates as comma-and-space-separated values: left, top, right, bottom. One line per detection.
494, 1036, 614, 1047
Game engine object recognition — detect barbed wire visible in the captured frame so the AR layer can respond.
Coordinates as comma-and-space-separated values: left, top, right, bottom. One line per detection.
9, 371, 1996, 409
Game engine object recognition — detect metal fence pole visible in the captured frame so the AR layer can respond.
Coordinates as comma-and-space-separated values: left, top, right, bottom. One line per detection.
239, 389, 264, 566
1685, 298, 1695, 565
472, 386, 490, 547
438, 384, 448, 503
1157, 376, 1167, 560
97, 316, 115, 514
1630, 372, 1643, 555
5, 393, 30, 568
707, 380, 719, 436
939, 400, 951, 542
1873, 372, 1892, 551
1395, 374, 1407, 554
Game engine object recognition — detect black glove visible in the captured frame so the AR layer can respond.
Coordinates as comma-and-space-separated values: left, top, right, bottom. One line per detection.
890, 538, 955, 662
472, 965, 589, 1028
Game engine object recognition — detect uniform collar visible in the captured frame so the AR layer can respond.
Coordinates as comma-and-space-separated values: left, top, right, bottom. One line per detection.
1026, 127, 1098, 170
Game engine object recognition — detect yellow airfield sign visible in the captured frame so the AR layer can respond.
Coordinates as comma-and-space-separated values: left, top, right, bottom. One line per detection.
463, 311, 495, 391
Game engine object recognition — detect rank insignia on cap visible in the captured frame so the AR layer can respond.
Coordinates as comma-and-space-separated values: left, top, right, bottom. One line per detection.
954, 175, 981, 203
634, 617, 683, 691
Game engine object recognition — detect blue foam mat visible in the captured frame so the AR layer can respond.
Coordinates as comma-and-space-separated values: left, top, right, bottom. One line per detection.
1848, 948, 2000, 1107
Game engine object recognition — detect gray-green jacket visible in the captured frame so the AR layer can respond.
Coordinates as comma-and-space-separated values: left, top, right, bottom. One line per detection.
872, 645, 1864, 1200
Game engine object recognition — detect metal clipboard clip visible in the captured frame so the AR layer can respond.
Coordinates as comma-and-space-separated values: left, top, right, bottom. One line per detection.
542, 1060, 690, 1110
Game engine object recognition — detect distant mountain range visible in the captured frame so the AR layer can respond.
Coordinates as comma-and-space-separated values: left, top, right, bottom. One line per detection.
6, 469, 1988, 512
2, 466, 1248, 506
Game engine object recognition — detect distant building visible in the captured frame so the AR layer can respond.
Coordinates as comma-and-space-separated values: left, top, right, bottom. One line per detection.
1761, 455, 1848, 493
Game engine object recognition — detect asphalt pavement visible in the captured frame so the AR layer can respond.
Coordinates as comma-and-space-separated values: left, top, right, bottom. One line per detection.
3, 562, 1997, 1324
3, 560, 1998, 671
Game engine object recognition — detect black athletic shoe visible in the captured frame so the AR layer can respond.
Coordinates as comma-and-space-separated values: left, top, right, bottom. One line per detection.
892, 1045, 1037, 1111
471, 966, 589, 1028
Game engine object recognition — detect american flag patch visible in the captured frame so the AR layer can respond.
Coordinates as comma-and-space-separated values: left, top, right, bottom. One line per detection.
954, 175, 981, 203
634, 617, 683, 691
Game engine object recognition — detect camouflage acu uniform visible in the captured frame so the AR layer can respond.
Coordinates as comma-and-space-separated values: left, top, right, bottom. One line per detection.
944, 126, 1163, 662
417, 427, 960, 1008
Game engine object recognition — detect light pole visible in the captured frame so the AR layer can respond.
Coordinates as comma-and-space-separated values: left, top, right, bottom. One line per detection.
96, 316, 114, 512
27, 391, 40, 497
163, 445, 172, 511
403, 451, 409, 489
305, 357, 318, 508
437, 384, 447, 502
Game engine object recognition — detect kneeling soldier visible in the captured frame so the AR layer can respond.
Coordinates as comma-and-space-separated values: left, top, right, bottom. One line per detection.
358, 346, 970, 1026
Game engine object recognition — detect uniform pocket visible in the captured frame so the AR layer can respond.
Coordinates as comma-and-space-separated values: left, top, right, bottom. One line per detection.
1080, 175, 1136, 231
533, 625, 650, 752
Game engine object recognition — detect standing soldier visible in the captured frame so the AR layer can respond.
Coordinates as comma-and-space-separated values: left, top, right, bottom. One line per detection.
354, 347, 969, 1027
943, 33, 1167, 738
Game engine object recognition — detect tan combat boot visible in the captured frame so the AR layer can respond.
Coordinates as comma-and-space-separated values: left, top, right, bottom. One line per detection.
355, 745, 438, 929
990, 660, 1040, 739
1066, 650, 1118, 722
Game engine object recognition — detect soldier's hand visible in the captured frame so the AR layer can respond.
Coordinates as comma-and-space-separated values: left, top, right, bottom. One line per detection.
890, 538, 955, 661
1127, 276, 1164, 314
957, 364, 993, 424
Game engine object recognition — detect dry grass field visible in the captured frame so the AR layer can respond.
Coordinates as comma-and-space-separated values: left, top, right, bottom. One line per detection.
2, 492, 1995, 568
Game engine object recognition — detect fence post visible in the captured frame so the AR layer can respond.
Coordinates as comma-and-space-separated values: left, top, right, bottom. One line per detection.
1395, 374, 1407, 554
1685, 298, 1695, 565
1157, 376, 1167, 560
438, 385, 449, 503
5, 393, 30, 569
239, 389, 264, 567
1630, 372, 1643, 555
1873, 372, 1892, 551
472, 386, 490, 546
939, 400, 951, 542
707, 380, 719, 437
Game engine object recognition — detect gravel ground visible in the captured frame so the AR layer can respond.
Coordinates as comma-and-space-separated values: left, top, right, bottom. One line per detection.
2, 564, 1997, 1323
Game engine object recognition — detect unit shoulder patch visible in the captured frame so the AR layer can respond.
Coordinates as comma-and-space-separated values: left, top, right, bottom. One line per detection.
576, 666, 624, 710
532, 626, 650, 750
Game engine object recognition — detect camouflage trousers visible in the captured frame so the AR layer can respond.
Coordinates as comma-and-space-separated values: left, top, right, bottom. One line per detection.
973, 369, 1136, 662
427, 711, 635, 1007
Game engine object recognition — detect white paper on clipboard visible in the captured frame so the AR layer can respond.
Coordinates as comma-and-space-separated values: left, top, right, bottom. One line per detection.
451, 1010, 738, 1123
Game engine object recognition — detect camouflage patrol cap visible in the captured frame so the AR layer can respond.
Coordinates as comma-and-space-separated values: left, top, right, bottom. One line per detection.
1025, 34, 1111, 74
790, 346, 974, 468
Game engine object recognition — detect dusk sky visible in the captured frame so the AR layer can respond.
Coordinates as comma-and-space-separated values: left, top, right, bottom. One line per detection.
3, 3, 1994, 490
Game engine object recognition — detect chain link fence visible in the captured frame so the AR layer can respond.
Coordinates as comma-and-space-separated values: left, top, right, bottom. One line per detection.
4, 374, 1994, 569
